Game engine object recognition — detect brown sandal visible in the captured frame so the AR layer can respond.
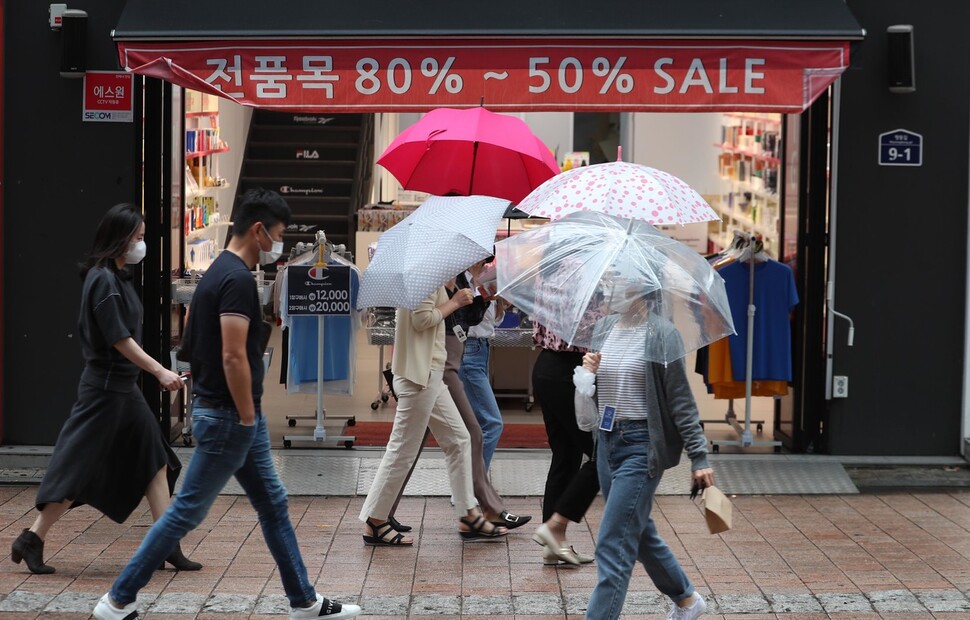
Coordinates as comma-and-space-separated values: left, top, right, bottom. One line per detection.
363, 520, 413, 546
459, 514, 508, 542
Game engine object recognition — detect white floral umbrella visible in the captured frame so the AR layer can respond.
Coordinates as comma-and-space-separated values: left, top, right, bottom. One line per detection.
517, 160, 719, 225
357, 195, 510, 310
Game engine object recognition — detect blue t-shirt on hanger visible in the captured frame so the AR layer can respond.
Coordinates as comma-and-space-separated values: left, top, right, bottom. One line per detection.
719, 260, 799, 383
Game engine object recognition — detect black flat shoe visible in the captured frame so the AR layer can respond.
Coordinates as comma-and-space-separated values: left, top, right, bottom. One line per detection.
490, 511, 532, 530
158, 544, 202, 571
388, 516, 412, 533
11, 529, 55, 574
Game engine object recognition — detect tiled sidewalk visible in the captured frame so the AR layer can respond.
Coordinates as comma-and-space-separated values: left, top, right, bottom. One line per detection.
1, 487, 970, 618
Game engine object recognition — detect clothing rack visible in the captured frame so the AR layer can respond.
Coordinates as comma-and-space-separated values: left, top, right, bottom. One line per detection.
707, 231, 782, 453
282, 230, 357, 449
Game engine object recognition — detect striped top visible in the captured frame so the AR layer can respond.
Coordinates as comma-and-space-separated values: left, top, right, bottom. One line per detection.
597, 325, 650, 420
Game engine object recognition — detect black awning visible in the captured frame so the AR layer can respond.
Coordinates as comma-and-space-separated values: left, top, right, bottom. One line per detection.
114, 0, 864, 42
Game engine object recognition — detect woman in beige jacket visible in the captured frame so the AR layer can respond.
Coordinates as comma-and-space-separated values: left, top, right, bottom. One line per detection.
358, 286, 508, 545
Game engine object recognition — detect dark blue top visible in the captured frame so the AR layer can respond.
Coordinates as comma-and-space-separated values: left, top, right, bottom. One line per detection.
187, 251, 264, 408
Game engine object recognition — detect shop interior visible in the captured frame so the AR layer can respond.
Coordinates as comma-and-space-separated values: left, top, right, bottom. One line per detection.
167, 89, 798, 454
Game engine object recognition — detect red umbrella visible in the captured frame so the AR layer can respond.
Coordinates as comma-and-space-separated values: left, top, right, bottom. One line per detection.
377, 107, 560, 203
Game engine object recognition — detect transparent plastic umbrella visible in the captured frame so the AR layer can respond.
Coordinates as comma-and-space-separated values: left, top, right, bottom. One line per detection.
494, 211, 735, 364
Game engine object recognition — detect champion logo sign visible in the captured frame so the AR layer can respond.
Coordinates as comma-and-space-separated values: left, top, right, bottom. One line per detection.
307, 266, 329, 280
279, 186, 324, 195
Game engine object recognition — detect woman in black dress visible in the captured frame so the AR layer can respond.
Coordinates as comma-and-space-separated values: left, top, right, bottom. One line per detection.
10, 203, 201, 574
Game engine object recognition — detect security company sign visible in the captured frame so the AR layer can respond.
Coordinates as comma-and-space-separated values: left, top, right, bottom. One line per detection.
878, 129, 923, 167
83, 71, 134, 122
287, 265, 351, 316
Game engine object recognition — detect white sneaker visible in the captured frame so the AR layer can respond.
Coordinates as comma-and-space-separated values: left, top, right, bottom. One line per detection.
667, 593, 706, 620
667, 592, 707, 620
93, 593, 139, 620
290, 594, 362, 619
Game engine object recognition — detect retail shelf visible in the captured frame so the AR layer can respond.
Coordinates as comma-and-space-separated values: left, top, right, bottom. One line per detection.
185, 221, 232, 241
723, 112, 782, 126
714, 143, 781, 165
720, 178, 780, 203
172, 277, 275, 306
186, 145, 230, 159
710, 201, 773, 238
185, 111, 219, 118
187, 182, 231, 199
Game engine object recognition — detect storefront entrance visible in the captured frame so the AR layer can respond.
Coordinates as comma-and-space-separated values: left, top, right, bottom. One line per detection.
111, 0, 864, 453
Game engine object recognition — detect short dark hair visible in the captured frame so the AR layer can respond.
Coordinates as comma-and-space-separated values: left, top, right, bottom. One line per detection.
231, 188, 291, 237
80, 203, 143, 279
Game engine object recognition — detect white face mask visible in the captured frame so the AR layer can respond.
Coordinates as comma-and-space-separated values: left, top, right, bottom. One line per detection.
605, 281, 643, 314
125, 240, 147, 265
258, 227, 284, 265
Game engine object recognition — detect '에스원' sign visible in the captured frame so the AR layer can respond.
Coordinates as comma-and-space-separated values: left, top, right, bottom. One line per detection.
83, 71, 134, 123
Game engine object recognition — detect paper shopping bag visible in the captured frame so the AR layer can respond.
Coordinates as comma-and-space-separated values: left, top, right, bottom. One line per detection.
702, 485, 733, 534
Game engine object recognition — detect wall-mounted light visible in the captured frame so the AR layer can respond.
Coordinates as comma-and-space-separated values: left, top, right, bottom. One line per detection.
51, 4, 88, 78
887, 25, 916, 94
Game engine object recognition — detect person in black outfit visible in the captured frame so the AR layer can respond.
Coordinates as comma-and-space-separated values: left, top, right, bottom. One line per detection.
93, 189, 361, 620
10, 203, 200, 575
530, 323, 600, 566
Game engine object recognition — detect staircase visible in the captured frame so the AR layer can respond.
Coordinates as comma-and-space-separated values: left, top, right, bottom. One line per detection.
237, 111, 374, 263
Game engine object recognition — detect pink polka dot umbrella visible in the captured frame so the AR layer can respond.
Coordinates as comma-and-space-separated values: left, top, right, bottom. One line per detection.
517, 160, 719, 225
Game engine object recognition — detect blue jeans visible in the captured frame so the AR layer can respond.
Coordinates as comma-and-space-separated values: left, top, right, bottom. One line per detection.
586, 420, 693, 620
458, 338, 504, 470
110, 402, 316, 608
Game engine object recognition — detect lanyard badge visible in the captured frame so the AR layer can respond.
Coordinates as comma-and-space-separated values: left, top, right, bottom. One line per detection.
599, 405, 616, 432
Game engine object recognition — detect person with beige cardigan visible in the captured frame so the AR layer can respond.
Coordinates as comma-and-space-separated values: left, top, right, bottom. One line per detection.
359, 286, 509, 545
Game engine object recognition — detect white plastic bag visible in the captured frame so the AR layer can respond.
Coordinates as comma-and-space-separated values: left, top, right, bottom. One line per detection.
573, 366, 599, 432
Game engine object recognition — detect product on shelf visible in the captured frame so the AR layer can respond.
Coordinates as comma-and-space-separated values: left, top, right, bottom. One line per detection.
710, 113, 783, 259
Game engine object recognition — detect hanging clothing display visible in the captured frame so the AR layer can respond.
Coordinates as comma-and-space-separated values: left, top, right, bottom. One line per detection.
277, 250, 362, 396
719, 259, 799, 383
695, 236, 798, 399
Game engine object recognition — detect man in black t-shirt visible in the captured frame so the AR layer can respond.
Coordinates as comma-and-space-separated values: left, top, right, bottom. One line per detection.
96, 189, 362, 620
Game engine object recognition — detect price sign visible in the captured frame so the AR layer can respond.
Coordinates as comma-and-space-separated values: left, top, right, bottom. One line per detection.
287, 265, 351, 316
878, 129, 923, 167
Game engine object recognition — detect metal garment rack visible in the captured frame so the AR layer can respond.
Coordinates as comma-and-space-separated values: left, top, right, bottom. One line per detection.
708, 232, 782, 453
282, 230, 357, 449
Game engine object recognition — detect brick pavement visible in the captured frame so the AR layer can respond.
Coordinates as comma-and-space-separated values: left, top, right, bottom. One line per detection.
1, 486, 969, 619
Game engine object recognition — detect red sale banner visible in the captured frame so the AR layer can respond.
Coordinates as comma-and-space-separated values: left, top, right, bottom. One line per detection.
118, 38, 849, 113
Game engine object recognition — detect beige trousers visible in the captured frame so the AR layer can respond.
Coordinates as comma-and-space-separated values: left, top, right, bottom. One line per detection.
359, 369, 475, 522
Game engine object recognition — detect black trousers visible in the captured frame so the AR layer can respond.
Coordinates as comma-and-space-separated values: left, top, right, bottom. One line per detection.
532, 349, 600, 523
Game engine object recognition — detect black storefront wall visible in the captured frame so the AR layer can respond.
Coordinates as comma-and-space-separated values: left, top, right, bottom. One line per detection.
827, 0, 970, 455
6, 0, 863, 447
2, 0, 142, 444
18, 0, 958, 458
